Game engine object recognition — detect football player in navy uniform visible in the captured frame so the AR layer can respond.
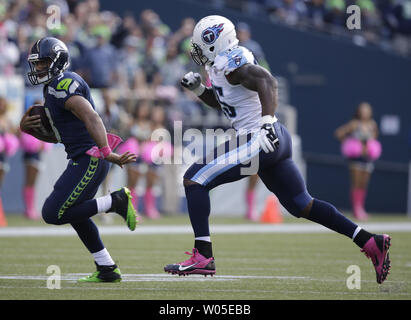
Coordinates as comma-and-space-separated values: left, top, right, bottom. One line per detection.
20, 37, 137, 283
164, 16, 391, 284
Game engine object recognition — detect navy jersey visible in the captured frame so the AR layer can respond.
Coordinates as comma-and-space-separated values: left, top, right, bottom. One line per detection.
43, 71, 96, 159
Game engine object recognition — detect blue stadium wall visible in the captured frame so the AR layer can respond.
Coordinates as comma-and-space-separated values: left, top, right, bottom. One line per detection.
100, 0, 410, 213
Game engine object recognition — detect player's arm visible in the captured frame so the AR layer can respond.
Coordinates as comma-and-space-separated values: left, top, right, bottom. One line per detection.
226, 63, 280, 153
198, 88, 221, 110
64, 95, 136, 167
226, 63, 278, 116
19, 107, 58, 143
181, 72, 221, 110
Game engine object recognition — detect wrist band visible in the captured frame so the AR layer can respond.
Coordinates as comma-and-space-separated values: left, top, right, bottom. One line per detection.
99, 146, 112, 158
192, 84, 206, 96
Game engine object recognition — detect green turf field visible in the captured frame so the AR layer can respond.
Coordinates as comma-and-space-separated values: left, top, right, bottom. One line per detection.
1, 213, 410, 300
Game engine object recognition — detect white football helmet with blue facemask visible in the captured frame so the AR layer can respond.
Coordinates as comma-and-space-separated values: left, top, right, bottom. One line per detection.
190, 15, 239, 66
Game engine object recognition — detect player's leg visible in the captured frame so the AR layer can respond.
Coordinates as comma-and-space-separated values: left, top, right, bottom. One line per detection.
126, 163, 139, 212
71, 164, 124, 283
23, 152, 41, 220
0, 151, 7, 188
0, 153, 7, 226
144, 165, 160, 219
42, 156, 137, 230
99, 167, 113, 224
258, 124, 390, 283
73, 218, 122, 283
40, 155, 130, 282
358, 164, 373, 217
165, 133, 259, 275
259, 158, 363, 239
349, 163, 368, 220
245, 174, 259, 221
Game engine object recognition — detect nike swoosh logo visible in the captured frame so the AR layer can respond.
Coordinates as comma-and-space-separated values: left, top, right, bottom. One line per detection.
178, 262, 199, 271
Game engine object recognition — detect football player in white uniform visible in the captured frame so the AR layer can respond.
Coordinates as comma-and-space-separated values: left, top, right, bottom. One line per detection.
164, 16, 391, 284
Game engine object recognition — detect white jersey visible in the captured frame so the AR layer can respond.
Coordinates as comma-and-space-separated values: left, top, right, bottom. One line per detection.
206, 46, 262, 132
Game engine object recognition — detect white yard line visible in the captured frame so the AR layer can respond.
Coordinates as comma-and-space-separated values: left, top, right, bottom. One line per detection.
0, 273, 309, 283
0, 273, 409, 285
0, 222, 411, 237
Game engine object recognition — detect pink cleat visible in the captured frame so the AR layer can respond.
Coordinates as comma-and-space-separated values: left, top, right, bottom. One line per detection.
164, 248, 216, 276
361, 234, 391, 284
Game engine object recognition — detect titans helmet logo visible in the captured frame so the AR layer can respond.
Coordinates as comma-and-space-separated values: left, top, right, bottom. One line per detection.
201, 23, 224, 44
233, 55, 242, 66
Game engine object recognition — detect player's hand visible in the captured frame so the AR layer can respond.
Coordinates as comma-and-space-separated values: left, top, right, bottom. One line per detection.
105, 151, 137, 168
181, 71, 202, 91
258, 118, 279, 153
20, 108, 42, 133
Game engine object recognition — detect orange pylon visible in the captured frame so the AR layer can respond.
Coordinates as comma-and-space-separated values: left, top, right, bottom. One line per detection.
260, 195, 283, 224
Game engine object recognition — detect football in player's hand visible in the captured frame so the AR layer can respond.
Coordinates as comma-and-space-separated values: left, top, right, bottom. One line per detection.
29, 105, 54, 137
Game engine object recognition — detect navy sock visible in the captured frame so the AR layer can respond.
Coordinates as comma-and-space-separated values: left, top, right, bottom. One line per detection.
353, 229, 375, 248
195, 240, 213, 258
308, 199, 358, 239
185, 184, 211, 238
71, 219, 104, 253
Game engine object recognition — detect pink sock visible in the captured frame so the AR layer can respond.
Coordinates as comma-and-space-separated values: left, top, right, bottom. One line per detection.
351, 189, 368, 220
144, 188, 160, 219
356, 189, 366, 208
246, 190, 257, 221
130, 187, 138, 211
356, 188, 368, 216
23, 186, 39, 219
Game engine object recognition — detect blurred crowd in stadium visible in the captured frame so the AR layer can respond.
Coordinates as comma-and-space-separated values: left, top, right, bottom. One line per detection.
0, 0, 402, 222
0, 0, 240, 222
204, 0, 411, 56
1, 0, 409, 137
0, 0, 229, 134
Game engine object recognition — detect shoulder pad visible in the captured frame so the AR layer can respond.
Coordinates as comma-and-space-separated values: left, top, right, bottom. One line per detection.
50, 72, 82, 93
213, 46, 255, 75
47, 71, 83, 99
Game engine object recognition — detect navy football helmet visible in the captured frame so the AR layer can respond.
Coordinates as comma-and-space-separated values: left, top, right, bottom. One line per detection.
27, 37, 70, 85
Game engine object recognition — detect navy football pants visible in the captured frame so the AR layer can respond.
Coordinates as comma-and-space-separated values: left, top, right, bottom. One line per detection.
42, 155, 110, 253
185, 122, 312, 217
184, 122, 358, 239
